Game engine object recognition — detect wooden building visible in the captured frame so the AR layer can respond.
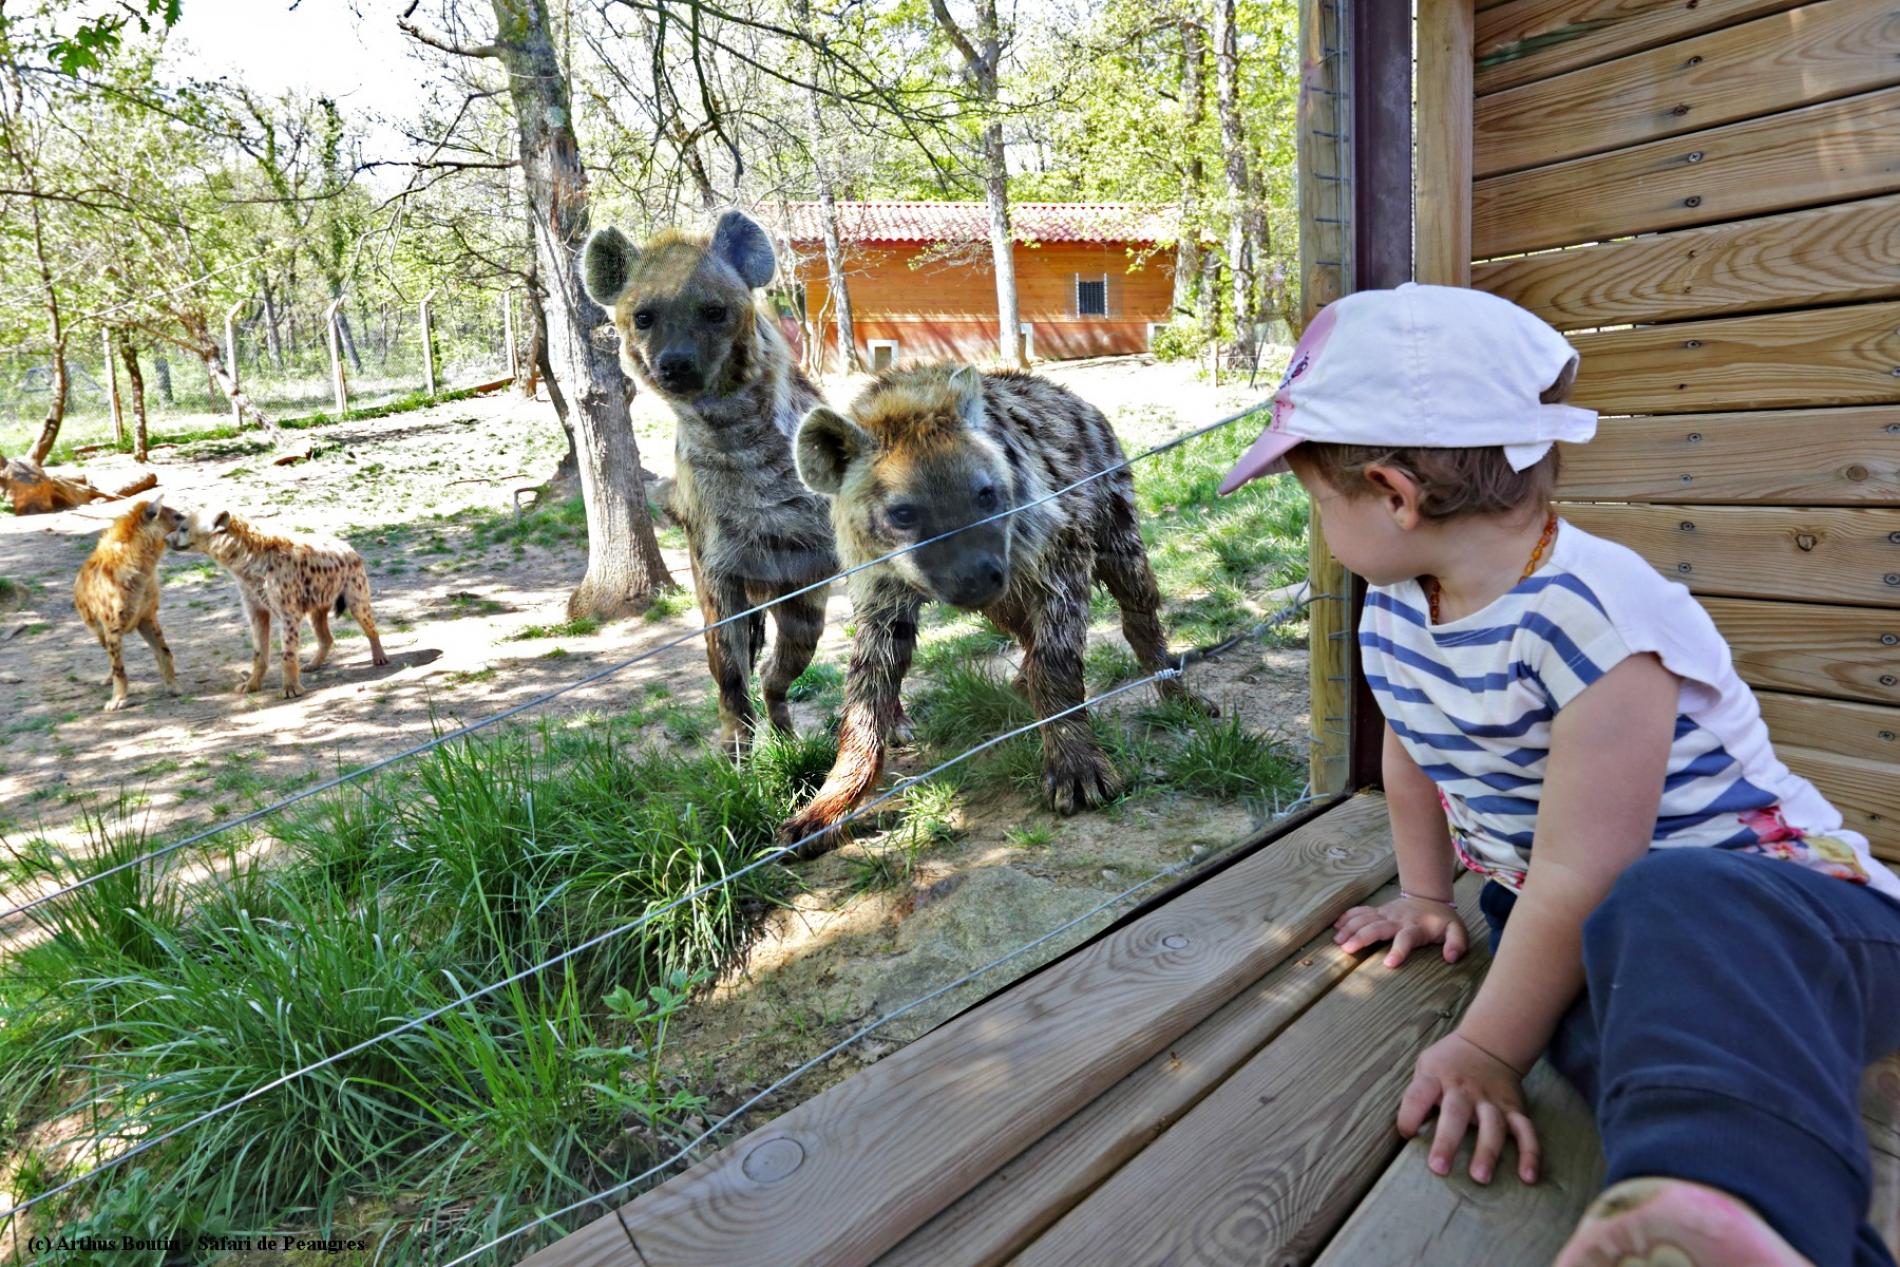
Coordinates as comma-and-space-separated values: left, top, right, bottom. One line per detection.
771, 201, 1177, 367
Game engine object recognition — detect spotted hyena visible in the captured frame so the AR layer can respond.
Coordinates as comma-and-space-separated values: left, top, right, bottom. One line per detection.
581, 209, 838, 754
74, 494, 185, 711
166, 510, 388, 699
782, 363, 1208, 849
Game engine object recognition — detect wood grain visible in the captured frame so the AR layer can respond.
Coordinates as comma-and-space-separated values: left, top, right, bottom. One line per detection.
1867, 1054, 1900, 1258
1778, 743, 1899, 848
1418, 0, 1475, 285
1565, 301, 1900, 416
875, 888, 1397, 1267
1472, 87, 1900, 258
600, 797, 1396, 1267
1313, 1060, 1605, 1267
1011, 886, 1489, 1267
1475, 195, 1900, 330
1476, 0, 1809, 95
1700, 597, 1900, 706
1475, 2, 1900, 177
1554, 407, 1900, 505
1558, 502, 1900, 606
1756, 690, 1900, 764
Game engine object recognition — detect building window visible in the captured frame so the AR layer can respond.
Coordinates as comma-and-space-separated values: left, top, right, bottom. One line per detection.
868, 339, 898, 372
1075, 276, 1107, 318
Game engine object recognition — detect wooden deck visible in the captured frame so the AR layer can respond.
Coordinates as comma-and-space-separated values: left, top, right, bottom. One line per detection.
523, 793, 1900, 1267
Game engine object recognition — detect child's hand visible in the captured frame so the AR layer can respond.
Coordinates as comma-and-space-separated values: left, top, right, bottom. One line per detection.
1399, 1031, 1540, 1185
1332, 894, 1468, 967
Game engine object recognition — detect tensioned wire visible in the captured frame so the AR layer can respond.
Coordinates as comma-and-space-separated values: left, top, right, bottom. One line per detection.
1, 393, 1276, 927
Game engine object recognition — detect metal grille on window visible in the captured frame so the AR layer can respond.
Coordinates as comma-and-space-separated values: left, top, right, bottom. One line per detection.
1076, 278, 1107, 317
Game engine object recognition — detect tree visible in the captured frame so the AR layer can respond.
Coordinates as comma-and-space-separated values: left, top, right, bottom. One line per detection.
929, 0, 1024, 370
796, 0, 860, 374
401, 0, 674, 619
1213, 0, 1266, 357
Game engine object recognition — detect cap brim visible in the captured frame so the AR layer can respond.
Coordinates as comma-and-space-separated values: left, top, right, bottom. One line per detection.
1218, 428, 1305, 495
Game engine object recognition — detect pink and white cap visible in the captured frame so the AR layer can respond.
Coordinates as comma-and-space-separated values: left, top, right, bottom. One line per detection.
1218, 283, 1599, 496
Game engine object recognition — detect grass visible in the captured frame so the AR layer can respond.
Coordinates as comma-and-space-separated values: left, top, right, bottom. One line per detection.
642, 588, 695, 622
509, 616, 600, 641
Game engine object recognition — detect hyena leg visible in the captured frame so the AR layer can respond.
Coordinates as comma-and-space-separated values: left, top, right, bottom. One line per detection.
136, 616, 179, 694
1027, 568, 1122, 816
757, 587, 826, 735
1094, 491, 1216, 716
241, 604, 271, 693
101, 629, 131, 712
278, 611, 305, 699
692, 557, 757, 757
780, 593, 919, 856
343, 568, 389, 666
307, 609, 334, 671
986, 599, 1038, 699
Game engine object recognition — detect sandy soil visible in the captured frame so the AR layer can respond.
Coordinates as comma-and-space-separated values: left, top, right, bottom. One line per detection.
0, 352, 1307, 1147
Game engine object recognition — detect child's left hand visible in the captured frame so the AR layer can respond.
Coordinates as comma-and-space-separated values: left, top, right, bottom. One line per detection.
1398, 1030, 1541, 1186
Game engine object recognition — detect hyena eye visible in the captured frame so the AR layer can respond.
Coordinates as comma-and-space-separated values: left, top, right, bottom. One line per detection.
701, 304, 728, 323
886, 504, 919, 531
633, 309, 655, 331
974, 484, 999, 511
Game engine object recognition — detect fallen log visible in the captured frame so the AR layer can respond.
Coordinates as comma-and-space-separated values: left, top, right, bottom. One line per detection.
2, 457, 156, 515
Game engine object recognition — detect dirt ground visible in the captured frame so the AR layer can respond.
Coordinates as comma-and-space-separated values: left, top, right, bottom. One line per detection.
0, 352, 1309, 1137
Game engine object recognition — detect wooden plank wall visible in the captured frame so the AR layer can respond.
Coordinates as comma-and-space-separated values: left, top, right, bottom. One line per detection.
1450, 0, 1900, 860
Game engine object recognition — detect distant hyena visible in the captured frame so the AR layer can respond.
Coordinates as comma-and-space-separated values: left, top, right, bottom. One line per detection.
167, 510, 388, 699
581, 209, 838, 753
74, 494, 185, 711
782, 364, 1208, 848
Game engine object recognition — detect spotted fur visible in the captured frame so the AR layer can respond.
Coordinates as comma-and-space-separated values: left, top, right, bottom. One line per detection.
167, 510, 388, 699
582, 211, 836, 752
783, 364, 1210, 851
74, 496, 185, 711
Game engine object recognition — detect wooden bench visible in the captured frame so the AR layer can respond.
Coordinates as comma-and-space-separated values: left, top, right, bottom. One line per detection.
520, 794, 1900, 1266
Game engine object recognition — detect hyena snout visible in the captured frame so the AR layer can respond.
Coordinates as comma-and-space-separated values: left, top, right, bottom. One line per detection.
917, 534, 1008, 609
655, 348, 705, 394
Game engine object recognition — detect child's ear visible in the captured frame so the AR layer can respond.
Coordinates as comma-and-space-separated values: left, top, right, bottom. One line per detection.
1363, 463, 1423, 530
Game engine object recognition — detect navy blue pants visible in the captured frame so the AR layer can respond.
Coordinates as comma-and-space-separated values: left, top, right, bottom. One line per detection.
1481, 849, 1900, 1267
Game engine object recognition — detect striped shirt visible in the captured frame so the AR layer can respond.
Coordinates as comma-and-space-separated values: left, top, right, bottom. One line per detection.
1360, 520, 1900, 900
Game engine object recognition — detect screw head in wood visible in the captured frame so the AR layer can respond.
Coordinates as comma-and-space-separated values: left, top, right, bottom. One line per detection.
1886, 574, 1900, 586
741, 1137, 806, 1184
1686, 150, 1703, 163
1677, 563, 1692, 573
1679, 521, 1695, 532
1680, 474, 1693, 483
1684, 195, 1702, 208
1162, 934, 1190, 951
1882, 634, 1898, 645
1881, 731, 1895, 742
1884, 675, 1899, 687
1687, 432, 1702, 442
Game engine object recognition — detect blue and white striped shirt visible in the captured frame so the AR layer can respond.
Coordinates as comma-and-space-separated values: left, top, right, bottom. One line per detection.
1360, 520, 1900, 899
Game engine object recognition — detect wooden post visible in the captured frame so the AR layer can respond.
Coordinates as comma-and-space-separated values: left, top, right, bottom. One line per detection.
420, 288, 439, 396
325, 296, 348, 417
1416, 0, 1474, 286
501, 291, 518, 390
224, 298, 245, 426
102, 328, 124, 444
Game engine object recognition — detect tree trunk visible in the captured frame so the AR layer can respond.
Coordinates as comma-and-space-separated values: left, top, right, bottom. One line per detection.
258, 274, 285, 371
178, 330, 276, 432
490, 0, 673, 618
153, 354, 174, 405
120, 339, 149, 462
336, 303, 364, 373
1214, 0, 1260, 356
24, 199, 67, 465
800, 0, 860, 374
1175, 19, 1209, 325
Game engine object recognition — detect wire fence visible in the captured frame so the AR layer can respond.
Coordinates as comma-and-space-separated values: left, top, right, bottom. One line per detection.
0, 387, 1324, 1261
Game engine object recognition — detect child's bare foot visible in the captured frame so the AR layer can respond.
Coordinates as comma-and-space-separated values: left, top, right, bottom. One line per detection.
1555, 1178, 1813, 1267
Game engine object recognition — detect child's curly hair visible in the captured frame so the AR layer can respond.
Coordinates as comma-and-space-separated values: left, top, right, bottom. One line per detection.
1285, 360, 1573, 520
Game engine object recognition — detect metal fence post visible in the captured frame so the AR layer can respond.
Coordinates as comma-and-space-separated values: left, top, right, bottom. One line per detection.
225, 298, 245, 426
420, 287, 440, 397
325, 296, 348, 417
103, 328, 124, 444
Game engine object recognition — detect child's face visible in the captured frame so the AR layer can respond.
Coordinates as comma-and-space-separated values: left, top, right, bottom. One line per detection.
1291, 465, 1429, 586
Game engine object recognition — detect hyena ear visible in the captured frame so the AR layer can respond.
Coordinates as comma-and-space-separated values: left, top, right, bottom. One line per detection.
142, 492, 165, 520
948, 364, 986, 425
796, 407, 869, 496
213, 510, 231, 532
581, 226, 637, 309
709, 209, 776, 291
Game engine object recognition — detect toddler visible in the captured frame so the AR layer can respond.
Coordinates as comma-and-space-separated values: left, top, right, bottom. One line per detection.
1220, 284, 1900, 1267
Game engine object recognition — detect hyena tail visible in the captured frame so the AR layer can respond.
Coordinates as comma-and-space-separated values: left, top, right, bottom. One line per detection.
334, 593, 348, 617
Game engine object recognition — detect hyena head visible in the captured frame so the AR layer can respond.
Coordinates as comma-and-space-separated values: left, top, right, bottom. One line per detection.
165, 508, 232, 554
137, 494, 185, 541
796, 364, 1014, 610
579, 209, 776, 402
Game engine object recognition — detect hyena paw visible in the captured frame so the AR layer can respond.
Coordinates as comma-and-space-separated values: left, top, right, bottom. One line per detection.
778, 805, 850, 858
103, 695, 130, 713
891, 703, 917, 745
1044, 749, 1123, 816
281, 682, 305, 700
372, 652, 391, 667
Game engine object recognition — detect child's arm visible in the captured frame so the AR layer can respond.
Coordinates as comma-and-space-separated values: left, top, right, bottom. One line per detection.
1334, 723, 1468, 967
1399, 651, 1680, 1186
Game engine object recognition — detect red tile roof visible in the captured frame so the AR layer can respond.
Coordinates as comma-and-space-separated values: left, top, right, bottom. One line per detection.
769, 201, 1173, 245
